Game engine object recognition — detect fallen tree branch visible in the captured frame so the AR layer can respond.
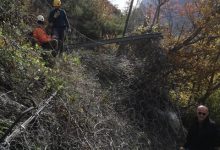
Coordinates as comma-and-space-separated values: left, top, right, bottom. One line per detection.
170, 27, 203, 52
0, 107, 35, 143
0, 91, 57, 146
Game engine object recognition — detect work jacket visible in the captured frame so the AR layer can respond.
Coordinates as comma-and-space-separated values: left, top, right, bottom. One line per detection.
33, 27, 52, 45
184, 117, 220, 150
48, 8, 70, 29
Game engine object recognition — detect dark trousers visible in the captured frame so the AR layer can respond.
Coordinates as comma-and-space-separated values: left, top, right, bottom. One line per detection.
41, 39, 58, 51
41, 39, 58, 57
52, 28, 65, 54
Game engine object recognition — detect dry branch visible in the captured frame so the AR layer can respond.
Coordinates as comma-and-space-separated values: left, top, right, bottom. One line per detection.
0, 91, 57, 146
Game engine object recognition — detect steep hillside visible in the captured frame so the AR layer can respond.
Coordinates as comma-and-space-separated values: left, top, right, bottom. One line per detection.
0, 0, 187, 149
0, 38, 185, 150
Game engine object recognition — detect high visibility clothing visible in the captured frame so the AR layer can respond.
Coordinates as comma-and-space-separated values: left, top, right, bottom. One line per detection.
33, 27, 52, 45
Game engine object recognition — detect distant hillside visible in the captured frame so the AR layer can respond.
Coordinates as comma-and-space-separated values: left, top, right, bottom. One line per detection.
128, 0, 193, 33
141, 0, 189, 5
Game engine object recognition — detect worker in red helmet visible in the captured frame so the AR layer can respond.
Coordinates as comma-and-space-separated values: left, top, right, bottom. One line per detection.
48, 0, 70, 55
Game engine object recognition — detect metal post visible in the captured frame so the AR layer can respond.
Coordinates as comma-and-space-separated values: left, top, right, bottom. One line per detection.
122, 0, 134, 37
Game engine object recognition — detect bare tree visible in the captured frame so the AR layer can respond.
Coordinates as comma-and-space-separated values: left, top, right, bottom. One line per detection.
149, 0, 169, 31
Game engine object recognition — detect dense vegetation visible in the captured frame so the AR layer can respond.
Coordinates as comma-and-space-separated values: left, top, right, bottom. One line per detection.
0, 0, 219, 149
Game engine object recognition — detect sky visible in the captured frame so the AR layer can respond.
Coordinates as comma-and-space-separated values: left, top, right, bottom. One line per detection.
109, 0, 138, 12
109, 0, 128, 11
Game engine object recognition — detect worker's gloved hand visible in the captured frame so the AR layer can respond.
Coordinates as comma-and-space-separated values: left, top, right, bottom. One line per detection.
67, 28, 71, 33
179, 147, 185, 150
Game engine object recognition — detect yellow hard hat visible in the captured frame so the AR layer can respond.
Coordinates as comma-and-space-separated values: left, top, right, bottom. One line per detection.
53, 0, 61, 7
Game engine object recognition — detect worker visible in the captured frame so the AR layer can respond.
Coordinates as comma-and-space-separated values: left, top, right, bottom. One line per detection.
180, 105, 220, 150
48, 0, 70, 55
33, 15, 58, 55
